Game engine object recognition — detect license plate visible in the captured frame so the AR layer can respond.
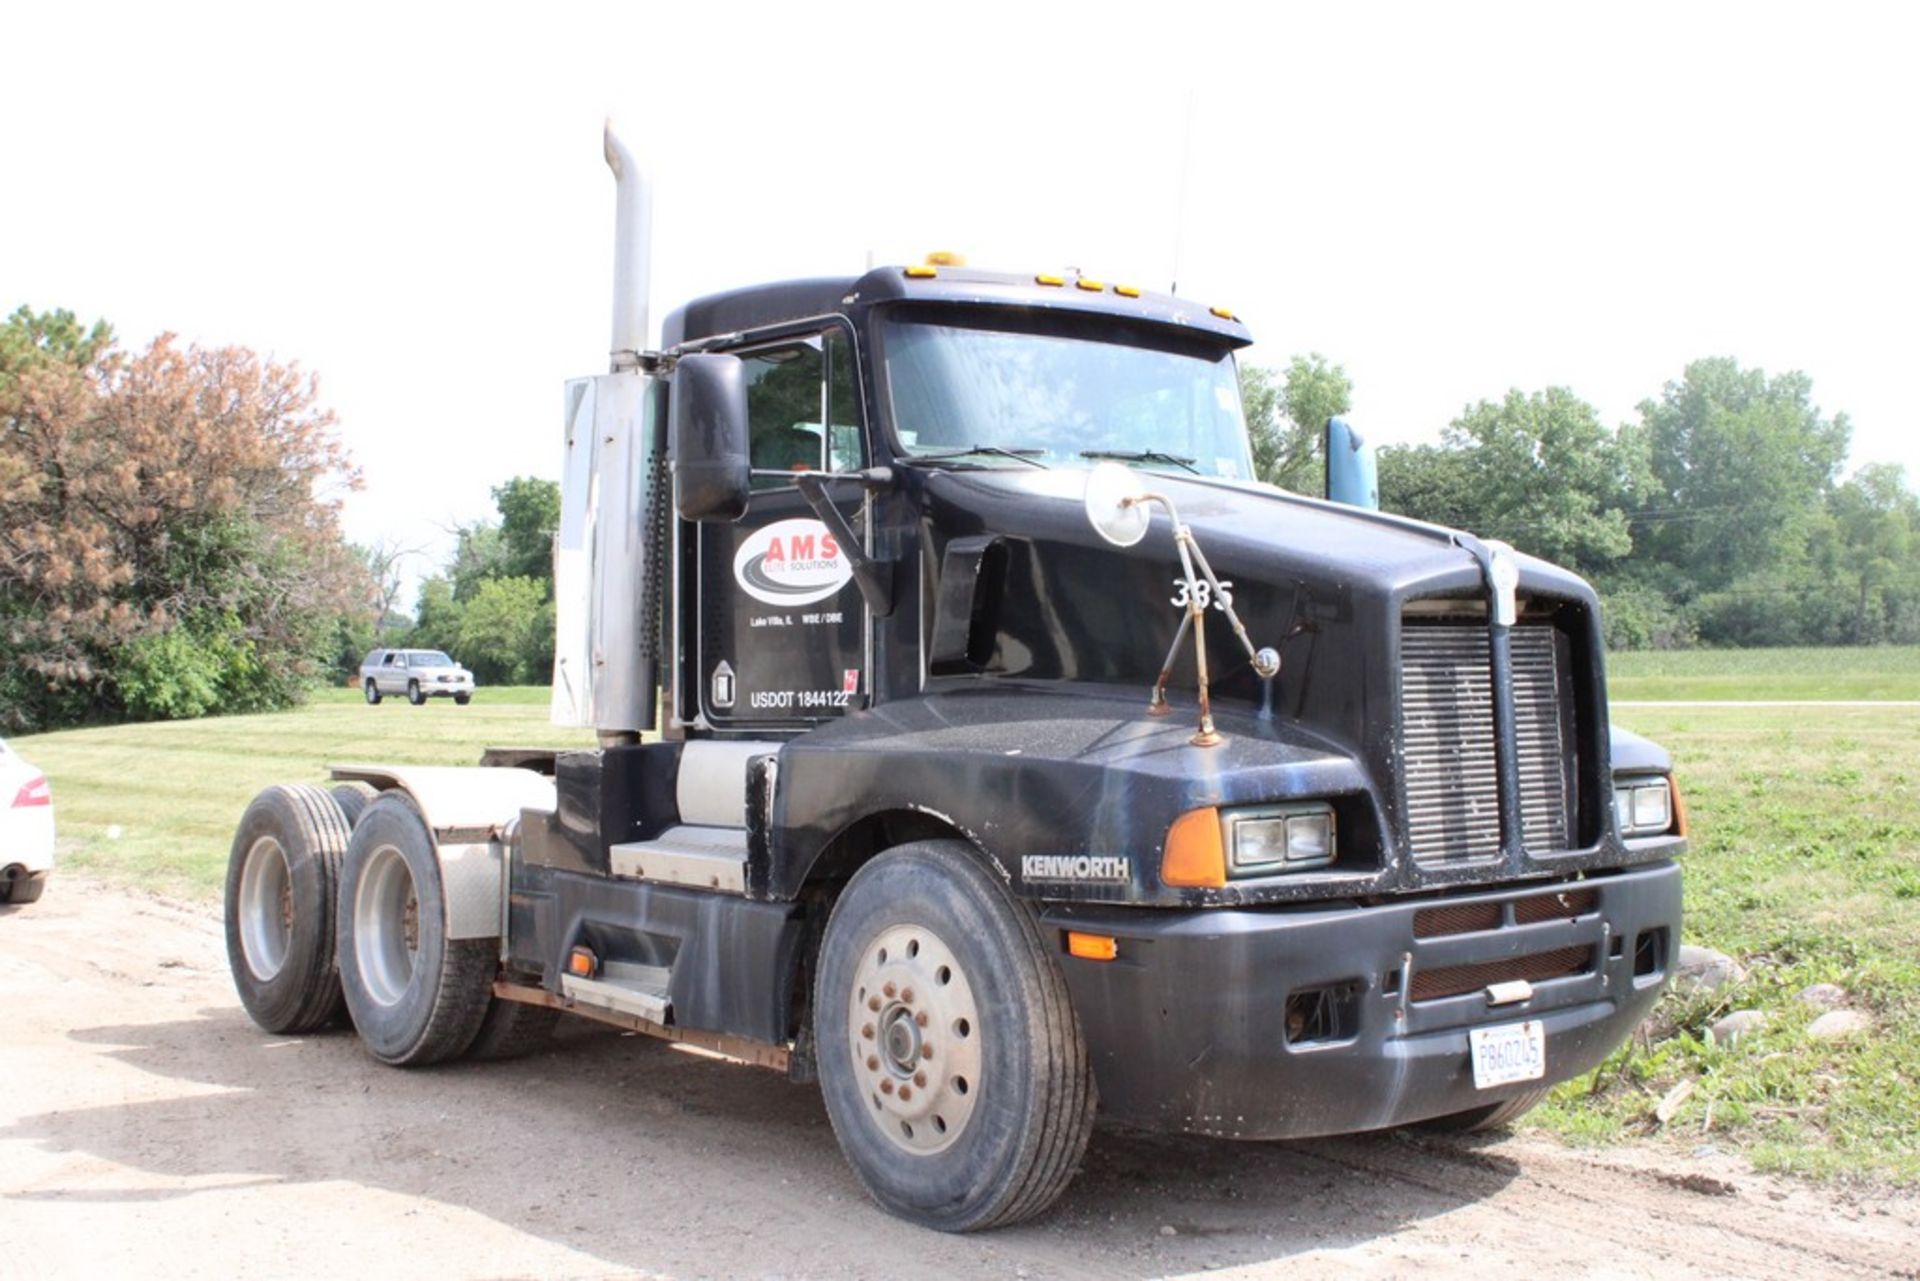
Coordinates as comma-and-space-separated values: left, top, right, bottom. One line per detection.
1469, 1020, 1546, 1089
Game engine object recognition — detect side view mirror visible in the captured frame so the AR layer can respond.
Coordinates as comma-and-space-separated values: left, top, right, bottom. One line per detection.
1324, 416, 1378, 511
670, 353, 750, 522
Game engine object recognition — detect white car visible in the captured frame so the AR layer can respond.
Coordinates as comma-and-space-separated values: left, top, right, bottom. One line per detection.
0, 738, 54, 905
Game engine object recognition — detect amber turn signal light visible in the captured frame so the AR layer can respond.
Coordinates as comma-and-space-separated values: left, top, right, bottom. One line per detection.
567, 946, 597, 978
1065, 931, 1118, 961
1162, 807, 1227, 888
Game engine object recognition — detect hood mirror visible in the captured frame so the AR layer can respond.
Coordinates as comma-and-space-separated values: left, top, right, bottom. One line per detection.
1083, 461, 1151, 547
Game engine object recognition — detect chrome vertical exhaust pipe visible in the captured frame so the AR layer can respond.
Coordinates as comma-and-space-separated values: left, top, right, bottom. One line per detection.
603, 118, 652, 372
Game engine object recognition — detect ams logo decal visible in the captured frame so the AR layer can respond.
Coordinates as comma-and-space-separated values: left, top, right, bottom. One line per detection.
732, 519, 853, 606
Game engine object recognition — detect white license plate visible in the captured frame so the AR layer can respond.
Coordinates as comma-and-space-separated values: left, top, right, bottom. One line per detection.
1469, 1020, 1546, 1089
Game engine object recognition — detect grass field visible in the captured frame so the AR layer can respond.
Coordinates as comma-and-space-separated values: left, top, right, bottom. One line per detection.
18, 688, 590, 900
1538, 702, 1920, 1182
14, 659, 1919, 1183
1609, 645, 1920, 701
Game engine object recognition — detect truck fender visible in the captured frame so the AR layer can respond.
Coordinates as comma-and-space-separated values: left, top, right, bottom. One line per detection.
328, 763, 557, 940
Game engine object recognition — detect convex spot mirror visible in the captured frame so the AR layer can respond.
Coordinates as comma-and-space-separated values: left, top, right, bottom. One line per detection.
1084, 460, 1151, 547
671, 353, 750, 522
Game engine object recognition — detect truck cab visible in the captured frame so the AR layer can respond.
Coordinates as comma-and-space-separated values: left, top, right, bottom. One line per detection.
222, 126, 1684, 1233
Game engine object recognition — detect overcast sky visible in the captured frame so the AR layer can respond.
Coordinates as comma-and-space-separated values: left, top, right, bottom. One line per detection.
6, 2, 1915, 600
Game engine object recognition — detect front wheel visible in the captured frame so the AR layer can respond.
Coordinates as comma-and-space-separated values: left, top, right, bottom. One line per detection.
1421, 1089, 1546, 1134
814, 840, 1094, 1232
453, 692, 471, 706
364, 680, 381, 705
406, 680, 425, 706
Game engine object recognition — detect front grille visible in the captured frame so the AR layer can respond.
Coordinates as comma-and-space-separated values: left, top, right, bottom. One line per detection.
1410, 944, 1593, 1002
1401, 627, 1499, 861
1511, 626, 1570, 851
1400, 621, 1574, 863
1414, 886, 1598, 938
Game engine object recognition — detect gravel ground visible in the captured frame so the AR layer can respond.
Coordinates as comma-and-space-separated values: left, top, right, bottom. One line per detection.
4, 878, 1916, 1280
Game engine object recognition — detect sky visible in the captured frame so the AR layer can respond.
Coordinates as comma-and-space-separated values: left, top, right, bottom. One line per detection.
5, 2, 1916, 604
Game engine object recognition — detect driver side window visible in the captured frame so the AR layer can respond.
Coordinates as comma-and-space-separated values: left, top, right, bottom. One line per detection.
741, 328, 863, 490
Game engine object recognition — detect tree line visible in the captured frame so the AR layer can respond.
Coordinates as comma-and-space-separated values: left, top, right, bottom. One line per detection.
1242, 355, 1919, 649
9, 299, 1908, 733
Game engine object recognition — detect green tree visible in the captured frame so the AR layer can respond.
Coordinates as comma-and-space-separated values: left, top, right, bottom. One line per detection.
454, 576, 549, 685
1636, 358, 1850, 593
492, 476, 561, 585
408, 575, 463, 652
1380, 387, 1642, 575
1241, 354, 1352, 492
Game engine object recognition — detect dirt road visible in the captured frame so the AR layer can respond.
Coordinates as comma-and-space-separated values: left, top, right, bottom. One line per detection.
4, 880, 1914, 1280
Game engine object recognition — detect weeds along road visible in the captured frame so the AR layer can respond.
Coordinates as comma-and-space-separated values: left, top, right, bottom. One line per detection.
4, 879, 1916, 1281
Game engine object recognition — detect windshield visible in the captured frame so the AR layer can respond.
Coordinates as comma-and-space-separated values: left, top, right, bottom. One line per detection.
411, 652, 454, 667
878, 312, 1254, 479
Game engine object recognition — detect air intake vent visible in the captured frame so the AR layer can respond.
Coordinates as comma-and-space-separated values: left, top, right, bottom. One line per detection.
1400, 622, 1574, 864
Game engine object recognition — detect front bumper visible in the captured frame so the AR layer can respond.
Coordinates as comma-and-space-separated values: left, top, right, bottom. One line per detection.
423, 679, 475, 696
1041, 860, 1681, 1138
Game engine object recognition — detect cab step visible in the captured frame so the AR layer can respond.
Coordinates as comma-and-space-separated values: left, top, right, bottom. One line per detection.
609, 824, 748, 894
560, 960, 672, 1022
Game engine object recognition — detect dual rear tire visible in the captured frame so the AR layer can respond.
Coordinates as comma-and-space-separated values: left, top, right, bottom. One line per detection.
225, 784, 551, 1065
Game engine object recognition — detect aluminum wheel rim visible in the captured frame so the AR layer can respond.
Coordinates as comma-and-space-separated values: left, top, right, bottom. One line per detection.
355, 845, 419, 1007
238, 835, 293, 982
847, 922, 983, 1155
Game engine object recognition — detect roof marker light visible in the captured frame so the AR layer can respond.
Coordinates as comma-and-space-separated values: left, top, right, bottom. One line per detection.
904, 265, 938, 279
1114, 284, 1141, 298
1035, 273, 1066, 287
1210, 305, 1237, 320
1075, 278, 1105, 292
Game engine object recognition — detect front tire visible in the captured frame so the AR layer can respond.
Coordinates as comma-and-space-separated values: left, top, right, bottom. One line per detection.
364, 679, 381, 705
337, 793, 495, 1066
814, 840, 1094, 1232
406, 680, 425, 706
1422, 1089, 1546, 1133
224, 784, 349, 1033
453, 692, 471, 706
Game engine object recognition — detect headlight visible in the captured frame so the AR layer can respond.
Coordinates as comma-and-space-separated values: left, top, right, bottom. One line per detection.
1226, 803, 1337, 876
1614, 777, 1674, 837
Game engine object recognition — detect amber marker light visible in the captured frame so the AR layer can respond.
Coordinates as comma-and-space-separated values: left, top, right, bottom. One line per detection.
1209, 305, 1236, 320
903, 265, 938, 279
1075, 278, 1105, 292
1114, 284, 1141, 298
567, 947, 597, 977
1162, 806, 1227, 888
1670, 777, 1690, 838
1066, 931, 1119, 961
1035, 273, 1066, 286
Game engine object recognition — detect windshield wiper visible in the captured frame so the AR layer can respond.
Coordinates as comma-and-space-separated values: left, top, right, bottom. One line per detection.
899, 445, 1050, 470
1079, 448, 1200, 474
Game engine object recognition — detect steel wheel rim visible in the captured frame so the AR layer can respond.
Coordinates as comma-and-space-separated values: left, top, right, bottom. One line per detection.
238, 835, 293, 982
847, 922, 983, 1155
355, 844, 419, 1006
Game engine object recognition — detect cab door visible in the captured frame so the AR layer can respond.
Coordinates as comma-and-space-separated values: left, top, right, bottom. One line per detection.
692, 325, 868, 728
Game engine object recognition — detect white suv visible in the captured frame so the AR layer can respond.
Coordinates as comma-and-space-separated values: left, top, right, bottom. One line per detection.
359, 649, 476, 706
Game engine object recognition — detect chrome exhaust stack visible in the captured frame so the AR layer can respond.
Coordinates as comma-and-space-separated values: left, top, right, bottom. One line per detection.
552, 120, 661, 736
603, 118, 653, 372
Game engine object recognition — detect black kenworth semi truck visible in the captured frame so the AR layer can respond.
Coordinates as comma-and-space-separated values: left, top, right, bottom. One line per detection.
222, 123, 1686, 1232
